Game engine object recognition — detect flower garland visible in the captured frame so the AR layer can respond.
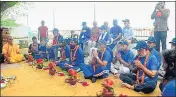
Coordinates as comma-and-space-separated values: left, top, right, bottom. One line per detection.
136, 50, 150, 84
70, 45, 79, 62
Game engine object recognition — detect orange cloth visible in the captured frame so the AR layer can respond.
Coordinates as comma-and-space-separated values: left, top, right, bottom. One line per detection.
2, 43, 23, 63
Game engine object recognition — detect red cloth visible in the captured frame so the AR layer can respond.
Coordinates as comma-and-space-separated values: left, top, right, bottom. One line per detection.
38, 26, 48, 37
156, 11, 162, 17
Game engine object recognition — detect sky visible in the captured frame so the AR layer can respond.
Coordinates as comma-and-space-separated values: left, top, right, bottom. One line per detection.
16, 2, 175, 31
13, 2, 175, 49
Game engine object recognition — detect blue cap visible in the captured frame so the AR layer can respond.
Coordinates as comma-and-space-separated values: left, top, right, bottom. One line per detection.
53, 28, 59, 32
82, 22, 87, 26
119, 40, 128, 45
98, 39, 107, 46
100, 25, 107, 30
133, 40, 148, 50
169, 38, 176, 44
146, 36, 156, 43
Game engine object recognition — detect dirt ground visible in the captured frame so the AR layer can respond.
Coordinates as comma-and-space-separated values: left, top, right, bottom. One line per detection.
1, 61, 161, 96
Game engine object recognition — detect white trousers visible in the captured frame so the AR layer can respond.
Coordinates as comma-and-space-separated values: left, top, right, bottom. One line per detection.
111, 61, 130, 74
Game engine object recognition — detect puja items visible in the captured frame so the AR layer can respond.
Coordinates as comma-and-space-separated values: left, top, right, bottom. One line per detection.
48, 62, 57, 76
27, 55, 35, 65
1, 74, 16, 89
36, 58, 43, 69
65, 68, 78, 85
96, 79, 115, 97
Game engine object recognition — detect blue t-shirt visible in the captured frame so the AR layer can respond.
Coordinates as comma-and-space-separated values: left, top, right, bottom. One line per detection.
110, 25, 122, 39
69, 47, 84, 66
133, 54, 159, 82
97, 50, 111, 70
58, 35, 64, 43
119, 50, 134, 64
106, 47, 113, 62
162, 80, 176, 96
79, 27, 91, 43
151, 48, 162, 69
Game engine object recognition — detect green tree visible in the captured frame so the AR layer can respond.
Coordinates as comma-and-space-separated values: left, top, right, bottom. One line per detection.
0, 1, 19, 13
1, 19, 20, 27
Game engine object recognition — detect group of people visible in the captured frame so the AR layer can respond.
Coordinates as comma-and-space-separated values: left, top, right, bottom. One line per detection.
0, 1, 175, 96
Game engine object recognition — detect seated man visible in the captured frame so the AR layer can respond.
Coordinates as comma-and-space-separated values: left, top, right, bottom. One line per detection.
28, 36, 41, 59
79, 22, 91, 55
87, 22, 100, 56
2, 36, 24, 63
111, 40, 134, 75
39, 38, 48, 59
79, 40, 111, 83
169, 37, 176, 49
56, 39, 70, 66
146, 36, 162, 69
47, 28, 63, 61
57, 38, 84, 72
108, 19, 122, 50
119, 40, 159, 94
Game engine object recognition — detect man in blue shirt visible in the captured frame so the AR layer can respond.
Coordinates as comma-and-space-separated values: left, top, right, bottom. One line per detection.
79, 40, 111, 83
56, 39, 70, 67
98, 25, 111, 43
111, 40, 134, 75
169, 37, 176, 49
57, 38, 84, 72
146, 36, 162, 69
47, 28, 63, 61
79, 22, 91, 56
119, 40, 160, 94
122, 19, 134, 43
108, 19, 122, 50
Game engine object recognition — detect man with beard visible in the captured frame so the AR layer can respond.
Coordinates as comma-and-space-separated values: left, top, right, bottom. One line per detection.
57, 38, 84, 72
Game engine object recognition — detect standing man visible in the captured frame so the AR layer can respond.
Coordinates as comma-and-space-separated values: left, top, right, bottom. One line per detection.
88, 22, 100, 55
122, 19, 134, 44
38, 20, 48, 43
79, 22, 91, 55
151, 1, 170, 52
109, 19, 122, 50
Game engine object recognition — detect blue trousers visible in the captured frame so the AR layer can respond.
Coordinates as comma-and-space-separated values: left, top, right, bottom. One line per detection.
154, 31, 167, 52
57, 61, 80, 71
120, 73, 157, 94
47, 46, 58, 61
79, 63, 109, 79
